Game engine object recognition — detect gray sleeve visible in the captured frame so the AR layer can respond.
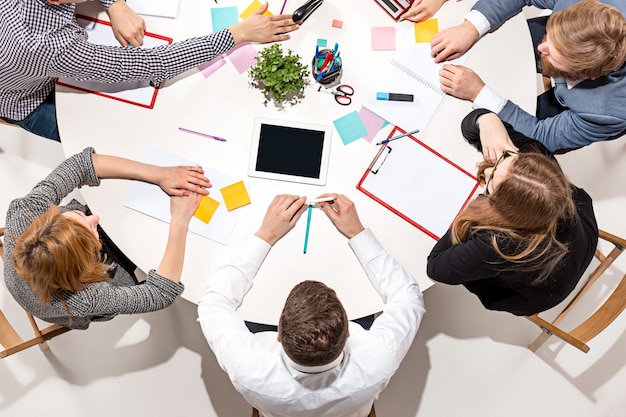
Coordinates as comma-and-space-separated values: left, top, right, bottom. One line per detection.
65, 269, 184, 317
498, 100, 625, 151
473, 0, 557, 31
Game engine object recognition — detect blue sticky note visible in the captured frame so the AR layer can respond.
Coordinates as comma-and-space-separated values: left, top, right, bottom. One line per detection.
317, 38, 328, 47
212, 7, 239, 32
333, 111, 368, 145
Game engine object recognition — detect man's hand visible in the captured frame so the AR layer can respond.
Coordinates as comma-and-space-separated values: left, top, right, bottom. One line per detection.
439, 64, 485, 101
400, 0, 447, 23
318, 194, 365, 239
431, 20, 479, 63
229, 2, 300, 44
255, 195, 307, 246
157, 166, 211, 196
476, 113, 519, 162
108, 0, 146, 47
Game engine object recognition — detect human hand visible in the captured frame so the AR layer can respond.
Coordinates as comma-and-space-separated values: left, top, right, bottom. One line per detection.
400, 0, 447, 23
169, 192, 202, 225
439, 64, 485, 101
255, 195, 307, 245
430, 20, 479, 63
229, 2, 300, 44
158, 166, 211, 196
476, 113, 519, 163
108, 0, 146, 47
318, 194, 365, 239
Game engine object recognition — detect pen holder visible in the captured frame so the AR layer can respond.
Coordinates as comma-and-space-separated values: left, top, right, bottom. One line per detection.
312, 48, 342, 88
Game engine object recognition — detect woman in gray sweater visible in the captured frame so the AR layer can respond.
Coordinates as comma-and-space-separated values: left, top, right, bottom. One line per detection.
4, 147, 209, 329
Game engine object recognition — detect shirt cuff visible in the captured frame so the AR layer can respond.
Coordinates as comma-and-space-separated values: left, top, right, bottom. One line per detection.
465, 10, 491, 37
348, 228, 383, 262
241, 234, 272, 268
472, 85, 507, 113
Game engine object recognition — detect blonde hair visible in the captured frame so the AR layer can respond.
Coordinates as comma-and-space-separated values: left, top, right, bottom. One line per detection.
12, 206, 109, 310
451, 153, 575, 284
548, 0, 626, 79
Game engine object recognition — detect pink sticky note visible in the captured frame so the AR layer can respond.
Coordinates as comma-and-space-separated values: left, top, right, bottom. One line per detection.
371, 27, 396, 51
226, 42, 259, 74
359, 107, 387, 143
198, 56, 227, 78
332, 19, 343, 29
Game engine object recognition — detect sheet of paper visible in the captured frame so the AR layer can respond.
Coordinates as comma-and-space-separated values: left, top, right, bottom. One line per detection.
226, 42, 259, 74
414, 18, 438, 43
362, 26, 470, 132
124, 146, 249, 245
240, 0, 272, 19
220, 181, 252, 211
359, 106, 387, 143
358, 132, 478, 239
211, 6, 239, 32
332, 111, 368, 145
198, 56, 228, 78
56, 17, 170, 109
126, 0, 179, 18
371, 26, 396, 50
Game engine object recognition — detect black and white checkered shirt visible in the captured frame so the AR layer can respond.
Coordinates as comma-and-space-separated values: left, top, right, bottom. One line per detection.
0, 0, 234, 120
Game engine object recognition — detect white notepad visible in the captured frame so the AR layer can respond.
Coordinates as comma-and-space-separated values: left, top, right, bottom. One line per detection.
362, 27, 470, 132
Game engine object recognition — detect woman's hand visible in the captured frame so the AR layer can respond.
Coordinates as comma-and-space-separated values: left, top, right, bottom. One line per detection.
170, 192, 203, 225
476, 113, 519, 163
400, 0, 447, 23
158, 166, 212, 196
229, 2, 300, 44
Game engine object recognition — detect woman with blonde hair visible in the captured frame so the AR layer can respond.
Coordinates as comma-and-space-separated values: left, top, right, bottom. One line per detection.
5, 147, 208, 329
427, 110, 598, 315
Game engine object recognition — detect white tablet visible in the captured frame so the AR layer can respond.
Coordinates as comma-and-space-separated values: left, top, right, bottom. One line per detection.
248, 117, 333, 185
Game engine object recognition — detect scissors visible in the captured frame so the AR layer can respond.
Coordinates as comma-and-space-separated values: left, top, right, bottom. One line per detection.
318, 84, 354, 106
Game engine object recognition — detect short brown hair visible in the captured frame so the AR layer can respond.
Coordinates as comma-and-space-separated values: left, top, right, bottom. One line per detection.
12, 206, 109, 307
547, 0, 626, 79
278, 280, 349, 366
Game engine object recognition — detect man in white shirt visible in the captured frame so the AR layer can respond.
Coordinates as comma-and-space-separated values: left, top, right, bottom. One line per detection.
197, 194, 425, 417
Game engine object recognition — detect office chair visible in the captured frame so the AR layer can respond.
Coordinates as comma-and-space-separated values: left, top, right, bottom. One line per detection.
0, 227, 70, 358
526, 229, 626, 353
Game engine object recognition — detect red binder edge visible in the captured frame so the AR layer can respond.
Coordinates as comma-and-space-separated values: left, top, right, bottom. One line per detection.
356, 127, 480, 241
55, 15, 173, 109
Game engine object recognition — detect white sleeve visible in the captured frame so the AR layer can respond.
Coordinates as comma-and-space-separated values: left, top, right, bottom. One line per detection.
473, 85, 507, 113
465, 10, 491, 37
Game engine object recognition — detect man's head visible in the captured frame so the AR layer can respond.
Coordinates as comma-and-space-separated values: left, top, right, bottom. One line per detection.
278, 280, 349, 367
539, 0, 626, 80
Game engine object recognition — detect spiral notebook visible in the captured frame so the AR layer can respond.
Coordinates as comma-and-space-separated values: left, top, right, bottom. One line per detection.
362, 25, 470, 132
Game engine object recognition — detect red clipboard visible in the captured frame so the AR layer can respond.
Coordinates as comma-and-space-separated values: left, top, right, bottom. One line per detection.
373, 0, 414, 21
356, 127, 479, 240
55, 15, 173, 109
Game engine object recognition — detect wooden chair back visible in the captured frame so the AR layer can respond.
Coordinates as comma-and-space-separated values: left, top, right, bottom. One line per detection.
0, 227, 70, 358
526, 229, 626, 353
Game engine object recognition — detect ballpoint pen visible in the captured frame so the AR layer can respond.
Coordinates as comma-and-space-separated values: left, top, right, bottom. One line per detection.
303, 204, 313, 254
178, 127, 227, 142
375, 128, 420, 146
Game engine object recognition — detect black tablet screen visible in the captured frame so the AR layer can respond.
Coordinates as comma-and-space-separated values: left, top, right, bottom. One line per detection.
255, 124, 325, 179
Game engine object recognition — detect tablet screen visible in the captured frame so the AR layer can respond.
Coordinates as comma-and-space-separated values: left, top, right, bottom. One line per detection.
248, 118, 332, 185
256, 124, 325, 178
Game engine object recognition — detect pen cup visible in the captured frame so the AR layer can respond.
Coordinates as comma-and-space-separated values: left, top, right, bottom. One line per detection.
312, 49, 342, 87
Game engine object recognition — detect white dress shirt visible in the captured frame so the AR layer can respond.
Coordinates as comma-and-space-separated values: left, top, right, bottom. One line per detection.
197, 228, 425, 417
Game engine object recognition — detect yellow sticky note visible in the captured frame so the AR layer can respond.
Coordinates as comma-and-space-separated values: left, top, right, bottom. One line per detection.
194, 196, 220, 224
220, 181, 251, 211
240, 0, 273, 20
414, 19, 439, 43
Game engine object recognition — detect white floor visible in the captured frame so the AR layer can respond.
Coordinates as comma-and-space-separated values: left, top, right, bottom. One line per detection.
2, 12, 626, 417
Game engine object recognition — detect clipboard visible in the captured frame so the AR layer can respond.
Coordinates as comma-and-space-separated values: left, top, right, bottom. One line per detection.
372, 0, 413, 21
357, 128, 479, 240
56, 15, 173, 109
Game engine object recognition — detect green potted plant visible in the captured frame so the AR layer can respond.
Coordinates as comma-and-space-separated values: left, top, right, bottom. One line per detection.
249, 44, 309, 107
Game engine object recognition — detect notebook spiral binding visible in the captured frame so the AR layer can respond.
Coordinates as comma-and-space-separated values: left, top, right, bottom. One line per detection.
390, 59, 444, 96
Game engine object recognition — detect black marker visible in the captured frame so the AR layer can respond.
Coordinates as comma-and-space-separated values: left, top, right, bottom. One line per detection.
376, 92, 414, 102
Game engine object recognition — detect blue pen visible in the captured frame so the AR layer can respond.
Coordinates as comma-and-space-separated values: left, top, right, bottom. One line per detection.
303, 204, 313, 254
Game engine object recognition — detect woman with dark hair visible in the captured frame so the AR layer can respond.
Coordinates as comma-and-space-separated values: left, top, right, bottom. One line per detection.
5, 147, 207, 329
427, 110, 598, 315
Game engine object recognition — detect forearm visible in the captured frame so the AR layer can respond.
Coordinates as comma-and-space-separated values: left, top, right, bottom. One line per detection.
91, 153, 163, 183
155, 217, 190, 283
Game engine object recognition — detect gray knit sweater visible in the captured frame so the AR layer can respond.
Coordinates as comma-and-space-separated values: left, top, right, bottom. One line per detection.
3, 148, 184, 329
